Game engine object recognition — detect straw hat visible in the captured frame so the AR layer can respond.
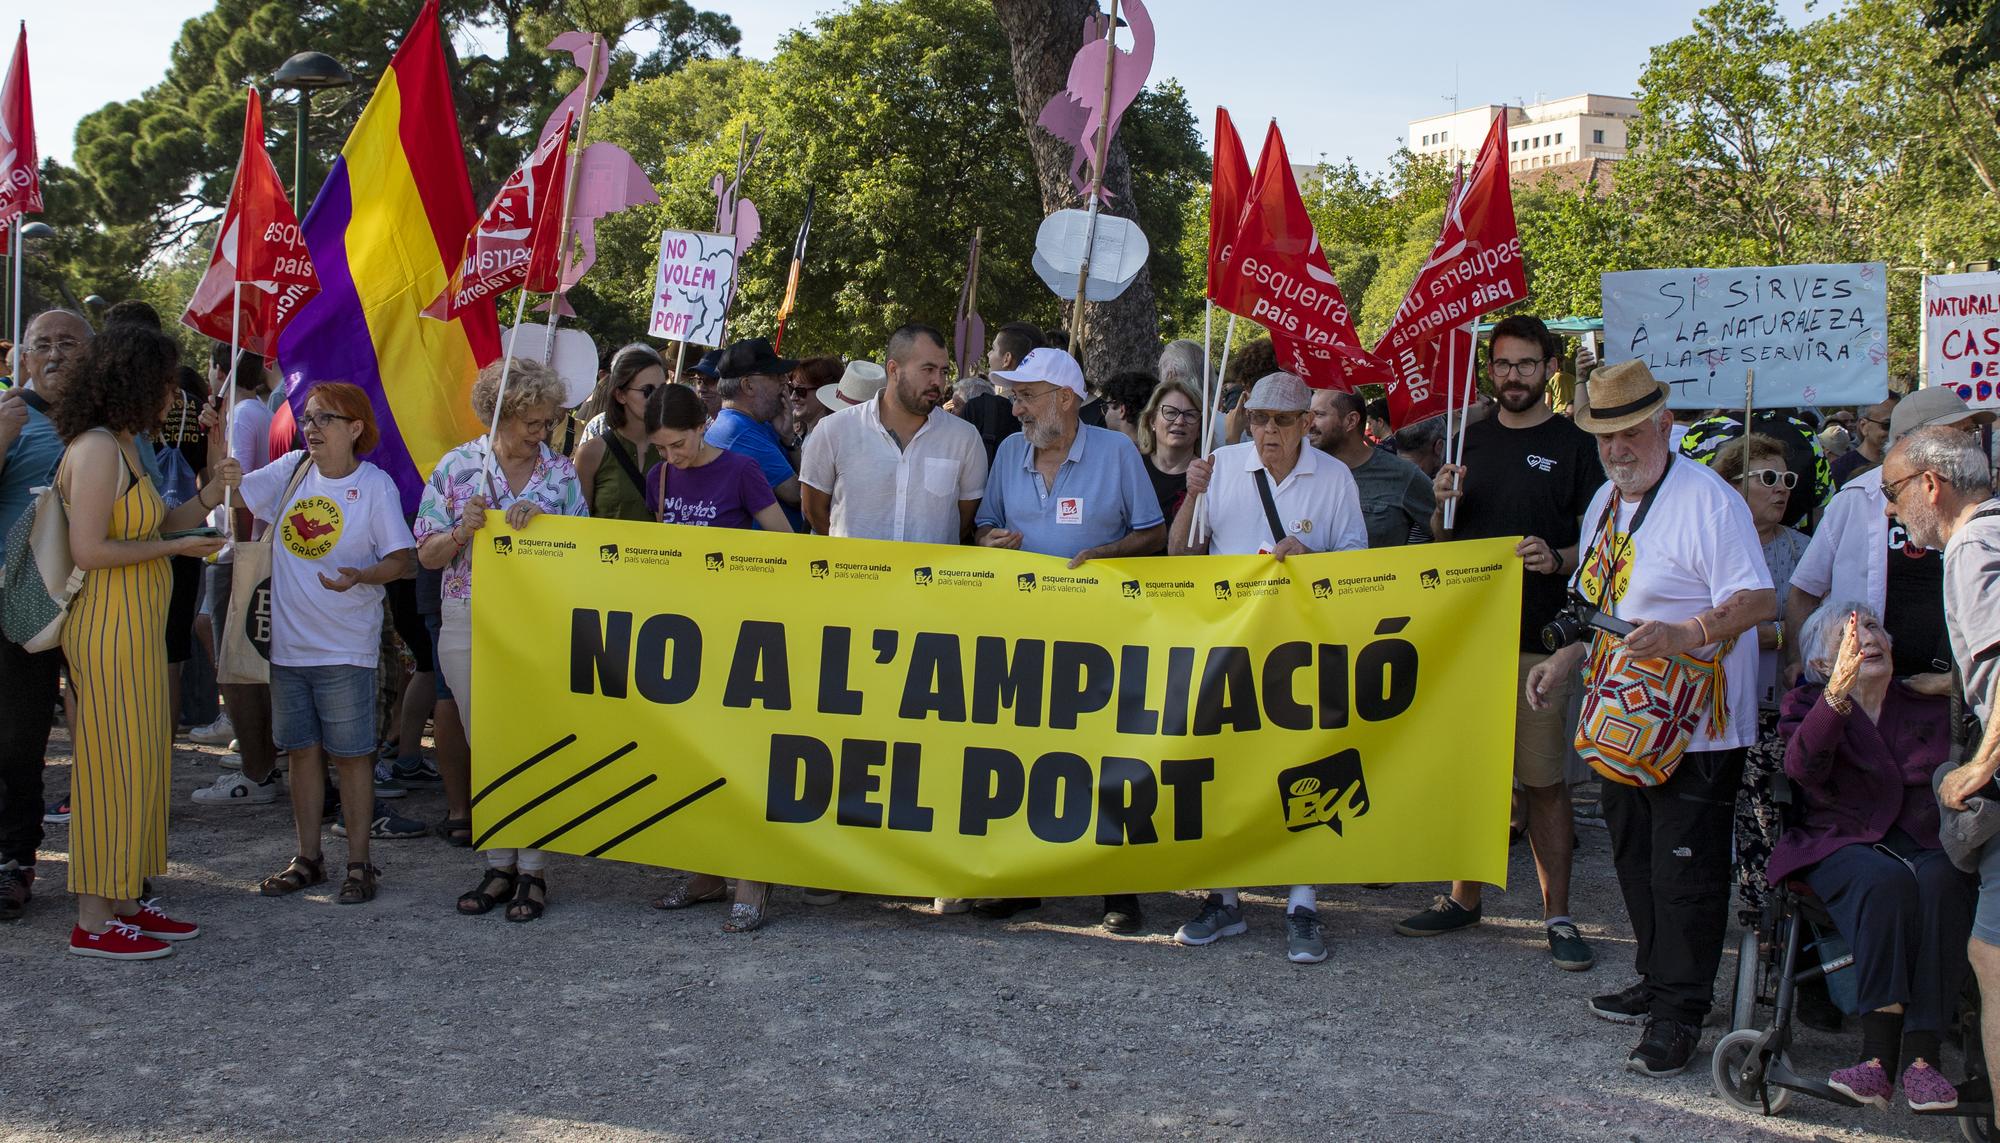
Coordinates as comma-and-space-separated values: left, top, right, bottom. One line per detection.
1575, 360, 1671, 434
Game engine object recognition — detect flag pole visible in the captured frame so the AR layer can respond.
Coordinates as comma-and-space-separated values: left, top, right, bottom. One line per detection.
1193, 311, 1238, 546
1740, 369, 1755, 496
1065, 0, 1120, 356
484, 288, 533, 501
1444, 322, 1475, 531
8, 213, 20, 374
538, 34, 600, 364
220, 282, 243, 540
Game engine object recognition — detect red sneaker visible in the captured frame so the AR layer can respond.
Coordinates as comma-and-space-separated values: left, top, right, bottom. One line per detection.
68, 920, 173, 960
125, 900, 200, 941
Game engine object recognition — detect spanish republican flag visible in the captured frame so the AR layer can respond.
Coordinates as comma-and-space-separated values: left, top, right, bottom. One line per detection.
276, 0, 499, 513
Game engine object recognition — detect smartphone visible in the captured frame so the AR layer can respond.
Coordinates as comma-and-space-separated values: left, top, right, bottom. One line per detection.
162, 526, 222, 540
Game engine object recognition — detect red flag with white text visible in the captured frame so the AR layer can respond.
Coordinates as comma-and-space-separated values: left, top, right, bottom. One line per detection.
1383, 321, 1477, 431
1371, 113, 1526, 364
1212, 120, 1386, 388
1205, 107, 1252, 303
426, 110, 574, 319
0, 22, 42, 219
181, 88, 320, 358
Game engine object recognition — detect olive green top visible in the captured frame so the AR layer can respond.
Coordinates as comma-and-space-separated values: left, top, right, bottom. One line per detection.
591, 430, 665, 522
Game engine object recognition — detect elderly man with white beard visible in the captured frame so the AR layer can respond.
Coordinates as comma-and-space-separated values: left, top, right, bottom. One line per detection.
1527, 359, 1776, 1078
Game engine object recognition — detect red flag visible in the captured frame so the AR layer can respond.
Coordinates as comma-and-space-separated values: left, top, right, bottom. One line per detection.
0, 22, 41, 219
180, 88, 320, 358
1204, 107, 1251, 303
1383, 322, 1476, 431
426, 110, 574, 319
1371, 113, 1527, 362
1212, 121, 1386, 389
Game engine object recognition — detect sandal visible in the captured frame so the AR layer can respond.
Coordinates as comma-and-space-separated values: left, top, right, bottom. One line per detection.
505, 874, 547, 923
651, 876, 727, 910
259, 854, 326, 897
457, 867, 517, 915
337, 863, 379, 905
723, 884, 769, 933
435, 817, 473, 848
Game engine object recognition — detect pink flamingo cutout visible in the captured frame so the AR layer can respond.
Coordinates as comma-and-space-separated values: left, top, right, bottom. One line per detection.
537, 31, 659, 316
1036, 0, 1155, 202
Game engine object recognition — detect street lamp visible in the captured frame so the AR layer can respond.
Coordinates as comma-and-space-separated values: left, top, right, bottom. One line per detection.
15, 221, 89, 321
270, 51, 354, 215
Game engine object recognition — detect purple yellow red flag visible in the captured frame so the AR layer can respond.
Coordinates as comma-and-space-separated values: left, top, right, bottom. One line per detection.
276, 0, 500, 513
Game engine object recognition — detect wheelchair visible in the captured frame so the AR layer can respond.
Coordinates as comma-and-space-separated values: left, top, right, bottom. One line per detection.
1711, 775, 1993, 1139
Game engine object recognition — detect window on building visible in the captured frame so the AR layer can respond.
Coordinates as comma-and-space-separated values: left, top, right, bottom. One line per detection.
1441, 130, 1448, 142
1555, 133, 1562, 144
1593, 129, 1604, 144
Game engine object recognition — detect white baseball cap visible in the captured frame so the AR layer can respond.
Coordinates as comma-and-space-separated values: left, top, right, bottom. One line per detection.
992, 348, 1087, 399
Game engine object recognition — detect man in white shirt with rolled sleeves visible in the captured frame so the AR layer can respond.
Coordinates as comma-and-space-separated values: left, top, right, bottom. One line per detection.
1166, 371, 1367, 964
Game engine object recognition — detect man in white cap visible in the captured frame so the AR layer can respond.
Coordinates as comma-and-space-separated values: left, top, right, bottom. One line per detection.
1164, 371, 1366, 965
972, 345, 1165, 933
1787, 386, 1996, 686
1527, 358, 1774, 1078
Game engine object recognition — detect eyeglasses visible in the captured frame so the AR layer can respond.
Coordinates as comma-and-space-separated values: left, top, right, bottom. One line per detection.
298, 412, 356, 430
1156, 407, 1201, 425
1008, 385, 1062, 406
517, 417, 558, 434
624, 383, 662, 401
1742, 468, 1798, 490
1881, 470, 1930, 504
25, 336, 83, 355
1247, 411, 1303, 428
1489, 357, 1549, 377
1862, 416, 1890, 429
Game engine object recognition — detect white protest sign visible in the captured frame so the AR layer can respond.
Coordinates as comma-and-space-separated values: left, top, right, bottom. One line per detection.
1923, 270, 2000, 411
649, 229, 737, 348
1601, 262, 1888, 408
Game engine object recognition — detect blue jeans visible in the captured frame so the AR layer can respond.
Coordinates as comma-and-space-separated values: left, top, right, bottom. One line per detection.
271, 664, 377, 759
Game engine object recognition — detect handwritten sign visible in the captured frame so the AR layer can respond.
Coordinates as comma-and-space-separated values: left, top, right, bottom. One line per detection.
648, 229, 737, 348
1601, 263, 1888, 409
1923, 270, 2000, 411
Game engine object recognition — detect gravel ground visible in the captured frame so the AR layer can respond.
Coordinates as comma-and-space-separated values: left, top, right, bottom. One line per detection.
2, 730, 1986, 1143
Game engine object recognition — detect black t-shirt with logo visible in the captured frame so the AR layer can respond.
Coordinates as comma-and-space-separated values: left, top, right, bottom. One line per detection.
1452, 415, 1607, 652
1883, 519, 1949, 677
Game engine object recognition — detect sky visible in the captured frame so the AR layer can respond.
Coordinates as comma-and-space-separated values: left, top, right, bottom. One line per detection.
29, 0, 1821, 170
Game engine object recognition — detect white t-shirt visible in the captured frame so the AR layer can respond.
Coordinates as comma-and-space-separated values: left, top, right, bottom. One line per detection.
1202, 439, 1368, 556
799, 397, 988, 543
211, 396, 276, 562
1570, 456, 1773, 750
241, 454, 416, 669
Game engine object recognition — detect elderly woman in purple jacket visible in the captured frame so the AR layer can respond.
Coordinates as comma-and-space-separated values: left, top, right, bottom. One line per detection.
1771, 600, 1975, 1115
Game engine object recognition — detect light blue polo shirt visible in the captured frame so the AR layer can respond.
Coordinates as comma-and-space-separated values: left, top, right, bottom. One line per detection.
0, 401, 62, 542
976, 424, 1163, 561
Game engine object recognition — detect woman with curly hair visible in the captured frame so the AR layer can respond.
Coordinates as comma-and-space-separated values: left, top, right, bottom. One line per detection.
55, 325, 240, 960
415, 358, 587, 923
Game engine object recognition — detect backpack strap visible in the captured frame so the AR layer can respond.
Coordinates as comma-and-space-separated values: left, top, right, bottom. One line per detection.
603, 431, 647, 495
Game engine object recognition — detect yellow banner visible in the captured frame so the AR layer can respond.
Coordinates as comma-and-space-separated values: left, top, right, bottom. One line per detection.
470, 518, 1522, 896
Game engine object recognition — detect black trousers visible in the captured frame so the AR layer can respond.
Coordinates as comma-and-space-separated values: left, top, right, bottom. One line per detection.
0, 636, 62, 867
1602, 747, 1746, 1025
1806, 836, 1976, 1034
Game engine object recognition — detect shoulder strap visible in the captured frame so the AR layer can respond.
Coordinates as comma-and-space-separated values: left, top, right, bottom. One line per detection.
58, 428, 133, 502
1252, 468, 1286, 546
604, 431, 646, 494
654, 462, 670, 523
280, 452, 314, 503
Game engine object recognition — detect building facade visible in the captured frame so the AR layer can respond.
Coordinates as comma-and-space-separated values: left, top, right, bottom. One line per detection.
1408, 94, 1638, 171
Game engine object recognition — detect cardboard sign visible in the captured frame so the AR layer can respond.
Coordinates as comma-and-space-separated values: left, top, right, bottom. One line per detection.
1923, 270, 2000, 410
648, 229, 736, 348
1602, 263, 1888, 408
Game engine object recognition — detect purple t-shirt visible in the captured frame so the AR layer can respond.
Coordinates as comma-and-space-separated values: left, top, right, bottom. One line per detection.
644, 450, 777, 528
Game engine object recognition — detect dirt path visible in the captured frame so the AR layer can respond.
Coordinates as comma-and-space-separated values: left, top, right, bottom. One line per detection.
0, 733, 1977, 1142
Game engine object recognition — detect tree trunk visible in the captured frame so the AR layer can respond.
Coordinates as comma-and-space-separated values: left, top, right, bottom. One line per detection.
992, 0, 1160, 387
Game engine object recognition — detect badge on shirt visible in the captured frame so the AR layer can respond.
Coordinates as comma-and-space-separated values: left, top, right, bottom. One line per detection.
345, 487, 360, 503
1056, 496, 1084, 525
1292, 518, 1312, 534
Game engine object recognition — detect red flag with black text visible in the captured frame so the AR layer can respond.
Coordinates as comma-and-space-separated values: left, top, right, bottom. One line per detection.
1212, 120, 1386, 388
426, 109, 574, 320
180, 88, 320, 358
0, 22, 41, 219
1204, 107, 1252, 302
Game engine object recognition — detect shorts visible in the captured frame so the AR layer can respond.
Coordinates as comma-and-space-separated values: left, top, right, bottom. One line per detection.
1976, 840, 2000, 947
425, 612, 453, 703
271, 663, 378, 758
386, 577, 435, 673
1515, 650, 1576, 789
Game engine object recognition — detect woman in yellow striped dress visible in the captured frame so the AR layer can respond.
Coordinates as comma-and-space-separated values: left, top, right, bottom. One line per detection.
55, 326, 238, 960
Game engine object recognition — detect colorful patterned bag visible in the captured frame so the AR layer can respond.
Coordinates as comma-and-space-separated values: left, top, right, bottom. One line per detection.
1574, 637, 1733, 787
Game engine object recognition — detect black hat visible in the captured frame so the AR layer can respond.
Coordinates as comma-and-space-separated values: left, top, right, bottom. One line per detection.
716, 337, 798, 380
691, 349, 723, 380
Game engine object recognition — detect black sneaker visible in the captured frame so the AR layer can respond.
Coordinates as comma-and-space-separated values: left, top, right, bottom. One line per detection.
972, 897, 1042, 920
1102, 894, 1144, 934
1547, 921, 1596, 971
1628, 1017, 1699, 1077
0, 861, 33, 921
332, 800, 429, 840
1590, 980, 1649, 1024
1394, 894, 1481, 937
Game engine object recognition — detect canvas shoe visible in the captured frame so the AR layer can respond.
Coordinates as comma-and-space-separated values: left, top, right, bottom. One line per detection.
390, 756, 443, 788
1547, 921, 1596, 971
1827, 1059, 1892, 1110
68, 920, 172, 960
124, 899, 200, 941
372, 761, 408, 800
1174, 894, 1247, 946
934, 898, 970, 915
188, 714, 235, 746
1902, 1060, 1960, 1112
1394, 894, 1481, 937
0, 861, 33, 922
191, 771, 279, 806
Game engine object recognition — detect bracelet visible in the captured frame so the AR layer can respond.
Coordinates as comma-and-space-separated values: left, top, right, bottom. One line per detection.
1694, 613, 1712, 645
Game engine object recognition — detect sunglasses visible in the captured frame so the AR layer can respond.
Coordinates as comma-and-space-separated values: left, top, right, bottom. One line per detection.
1881, 470, 1929, 504
1742, 468, 1797, 490
1247, 411, 1303, 428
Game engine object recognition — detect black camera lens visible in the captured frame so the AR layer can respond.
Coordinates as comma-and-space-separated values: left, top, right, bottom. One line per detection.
1541, 612, 1584, 652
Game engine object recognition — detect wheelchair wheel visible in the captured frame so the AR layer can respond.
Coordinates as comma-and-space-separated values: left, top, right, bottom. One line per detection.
1962, 1114, 1992, 1143
1711, 1028, 1793, 1115
1730, 928, 1759, 1030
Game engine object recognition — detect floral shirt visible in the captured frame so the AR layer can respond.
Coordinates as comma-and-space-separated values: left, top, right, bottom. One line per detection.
415, 440, 589, 601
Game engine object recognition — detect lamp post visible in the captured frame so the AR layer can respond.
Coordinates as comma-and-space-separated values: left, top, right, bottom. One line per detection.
269, 51, 354, 215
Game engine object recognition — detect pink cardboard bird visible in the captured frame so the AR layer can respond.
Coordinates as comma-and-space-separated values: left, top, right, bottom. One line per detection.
1037, 0, 1154, 202
536, 31, 659, 315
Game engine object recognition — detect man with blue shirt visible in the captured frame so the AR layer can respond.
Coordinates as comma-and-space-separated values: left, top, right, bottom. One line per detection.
708, 337, 804, 530
972, 346, 1164, 932
0, 309, 91, 921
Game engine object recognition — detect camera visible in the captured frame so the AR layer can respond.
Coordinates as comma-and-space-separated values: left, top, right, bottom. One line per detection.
1541, 592, 1636, 652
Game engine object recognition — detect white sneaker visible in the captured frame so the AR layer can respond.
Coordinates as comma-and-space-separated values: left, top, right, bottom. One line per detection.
191, 771, 279, 806
934, 898, 970, 914
189, 715, 235, 746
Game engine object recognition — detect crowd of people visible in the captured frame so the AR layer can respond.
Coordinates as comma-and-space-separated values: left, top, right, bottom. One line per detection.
3, 299, 2000, 1123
